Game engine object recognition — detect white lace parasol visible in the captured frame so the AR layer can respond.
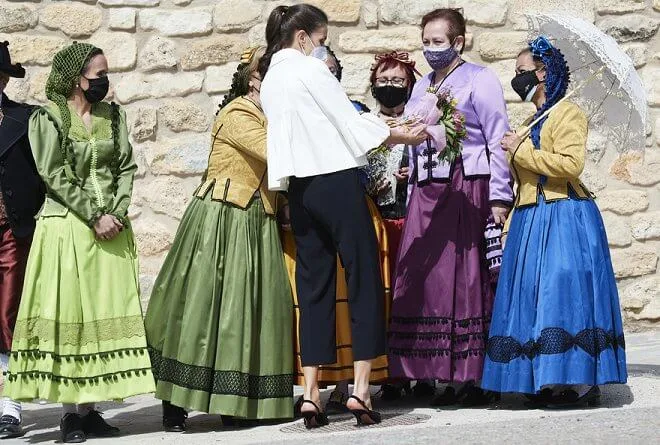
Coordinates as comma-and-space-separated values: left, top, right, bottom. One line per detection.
525, 13, 647, 153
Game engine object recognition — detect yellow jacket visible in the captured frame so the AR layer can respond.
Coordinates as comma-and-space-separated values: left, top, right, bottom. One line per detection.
195, 97, 283, 215
504, 101, 593, 233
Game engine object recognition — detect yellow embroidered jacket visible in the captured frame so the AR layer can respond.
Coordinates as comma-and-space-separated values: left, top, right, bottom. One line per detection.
195, 97, 283, 215
504, 101, 593, 233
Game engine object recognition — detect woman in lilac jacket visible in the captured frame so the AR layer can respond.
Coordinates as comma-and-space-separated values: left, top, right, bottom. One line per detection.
388, 8, 513, 406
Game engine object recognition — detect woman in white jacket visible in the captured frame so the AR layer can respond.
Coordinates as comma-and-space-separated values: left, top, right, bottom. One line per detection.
259, 3, 426, 428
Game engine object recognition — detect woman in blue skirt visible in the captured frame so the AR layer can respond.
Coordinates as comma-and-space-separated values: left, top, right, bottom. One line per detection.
481, 36, 627, 406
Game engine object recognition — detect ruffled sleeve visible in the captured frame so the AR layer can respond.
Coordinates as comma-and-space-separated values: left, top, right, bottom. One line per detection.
28, 107, 101, 226
108, 106, 137, 223
299, 58, 390, 158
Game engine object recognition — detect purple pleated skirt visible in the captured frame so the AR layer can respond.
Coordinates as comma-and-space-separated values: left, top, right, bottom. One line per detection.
388, 160, 492, 382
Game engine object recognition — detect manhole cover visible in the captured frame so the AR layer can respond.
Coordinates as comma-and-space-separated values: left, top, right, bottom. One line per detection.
280, 412, 431, 433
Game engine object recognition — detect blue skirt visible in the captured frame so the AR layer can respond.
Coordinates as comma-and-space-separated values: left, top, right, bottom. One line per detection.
481, 195, 627, 394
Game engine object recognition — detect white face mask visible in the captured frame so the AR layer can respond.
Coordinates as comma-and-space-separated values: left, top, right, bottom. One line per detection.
525, 85, 539, 102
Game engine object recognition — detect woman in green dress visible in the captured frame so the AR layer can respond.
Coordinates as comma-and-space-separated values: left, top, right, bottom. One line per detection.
3, 43, 154, 443
144, 46, 294, 432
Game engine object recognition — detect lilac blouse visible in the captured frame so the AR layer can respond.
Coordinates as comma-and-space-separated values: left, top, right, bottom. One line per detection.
405, 62, 513, 204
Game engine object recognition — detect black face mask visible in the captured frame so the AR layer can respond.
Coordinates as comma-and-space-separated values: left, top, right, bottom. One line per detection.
82, 76, 109, 104
511, 70, 540, 102
372, 85, 408, 109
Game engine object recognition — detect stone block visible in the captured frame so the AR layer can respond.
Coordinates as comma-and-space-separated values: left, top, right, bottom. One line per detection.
133, 176, 192, 217
132, 217, 174, 256
338, 27, 422, 53
596, 0, 646, 14
90, 32, 137, 72
139, 36, 178, 72
214, 0, 262, 31
621, 277, 660, 321
139, 8, 213, 37
40, 2, 102, 37
180, 36, 248, 70
0, 4, 38, 33
340, 54, 378, 96
631, 211, 660, 241
597, 189, 649, 215
479, 32, 528, 61
601, 213, 632, 247
599, 15, 660, 42
144, 134, 211, 176
622, 43, 649, 69
459, 0, 509, 27
114, 72, 205, 103
0, 34, 67, 66
130, 107, 158, 142
205, 63, 240, 94
362, 0, 378, 28
379, 0, 449, 25
510, 0, 595, 30
108, 8, 137, 31
610, 246, 658, 279
308, 0, 361, 23
158, 100, 210, 133
99, 0, 159, 6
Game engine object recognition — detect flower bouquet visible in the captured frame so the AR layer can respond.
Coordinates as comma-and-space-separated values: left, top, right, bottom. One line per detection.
406, 86, 467, 164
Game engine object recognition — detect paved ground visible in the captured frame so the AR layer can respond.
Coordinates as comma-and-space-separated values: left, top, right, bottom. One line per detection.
4, 332, 659, 445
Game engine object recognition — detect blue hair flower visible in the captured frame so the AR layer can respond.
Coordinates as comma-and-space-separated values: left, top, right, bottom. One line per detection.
530, 35, 553, 58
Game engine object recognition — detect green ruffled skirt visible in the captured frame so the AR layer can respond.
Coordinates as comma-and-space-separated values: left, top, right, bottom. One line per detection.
144, 194, 294, 419
4, 208, 155, 403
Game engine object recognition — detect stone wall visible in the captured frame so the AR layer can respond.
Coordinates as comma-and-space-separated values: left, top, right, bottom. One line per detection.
1, 0, 659, 329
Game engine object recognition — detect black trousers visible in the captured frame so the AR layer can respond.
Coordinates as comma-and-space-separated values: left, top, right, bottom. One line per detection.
289, 169, 386, 367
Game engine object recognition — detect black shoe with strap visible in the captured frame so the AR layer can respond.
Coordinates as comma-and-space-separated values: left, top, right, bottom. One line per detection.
60, 413, 86, 444
0, 415, 23, 439
300, 400, 329, 429
162, 401, 188, 432
347, 395, 382, 426
460, 386, 500, 407
81, 410, 120, 437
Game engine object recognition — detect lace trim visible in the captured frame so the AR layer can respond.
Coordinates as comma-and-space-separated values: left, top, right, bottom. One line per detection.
389, 347, 486, 360
149, 348, 293, 400
13, 316, 147, 347
388, 332, 488, 343
486, 327, 626, 363
390, 316, 491, 328
89, 137, 106, 209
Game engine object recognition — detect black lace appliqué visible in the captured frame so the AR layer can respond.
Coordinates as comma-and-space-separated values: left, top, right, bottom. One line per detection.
486, 328, 626, 363
149, 348, 293, 400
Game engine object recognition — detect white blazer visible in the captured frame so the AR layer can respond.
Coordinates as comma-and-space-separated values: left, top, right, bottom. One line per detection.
261, 48, 390, 191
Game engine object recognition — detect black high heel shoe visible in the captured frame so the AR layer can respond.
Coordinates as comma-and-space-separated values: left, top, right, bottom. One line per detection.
348, 395, 382, 426
300, 400, 329, 429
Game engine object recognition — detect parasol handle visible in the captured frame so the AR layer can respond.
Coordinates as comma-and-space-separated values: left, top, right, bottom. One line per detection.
517, 65, 606, 138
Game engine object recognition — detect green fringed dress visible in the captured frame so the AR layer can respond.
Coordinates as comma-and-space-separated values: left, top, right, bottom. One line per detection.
3, 102, 155, 403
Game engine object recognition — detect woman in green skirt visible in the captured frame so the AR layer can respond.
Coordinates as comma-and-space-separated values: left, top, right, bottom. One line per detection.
3, 43, 154, 443
144, 46, 294, 432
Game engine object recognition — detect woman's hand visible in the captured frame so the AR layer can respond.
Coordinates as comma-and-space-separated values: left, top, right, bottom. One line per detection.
500, 131, 522, 152
388, 123, 428, 146
491, 204, 510, 225
278, 204, 291, 232
394, 166, 410, 182
94, 214, 121, 241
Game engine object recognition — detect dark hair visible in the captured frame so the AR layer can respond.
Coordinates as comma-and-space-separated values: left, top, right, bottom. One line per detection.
421, 8, 466, 53
370, 57, 417, 99
258, 4, 328, 79
218, 47, 265, 113
325, 45, 343, 81
82, 48, 104, 75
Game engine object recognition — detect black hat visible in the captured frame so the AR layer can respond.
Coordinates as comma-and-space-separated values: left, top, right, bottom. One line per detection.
0, 41, 26, 78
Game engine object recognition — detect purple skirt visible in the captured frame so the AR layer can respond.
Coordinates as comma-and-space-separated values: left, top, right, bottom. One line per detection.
389, 160, 492, 382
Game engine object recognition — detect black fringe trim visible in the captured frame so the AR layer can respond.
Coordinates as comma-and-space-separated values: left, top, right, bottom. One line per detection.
10, 347, 148, 362
5, 367, 151, 384
389, 347, 486, 360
